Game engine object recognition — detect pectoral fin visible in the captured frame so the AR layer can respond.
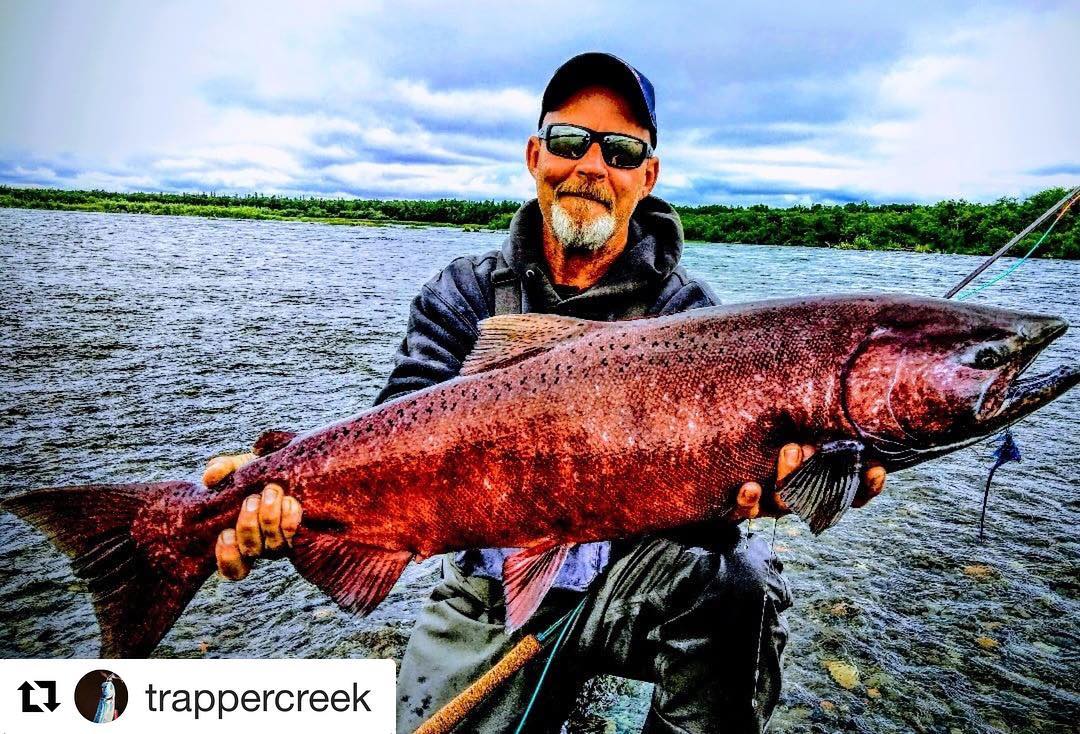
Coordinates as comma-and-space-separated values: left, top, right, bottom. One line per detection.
502, 541, 573, 632
777, 440, 864, 534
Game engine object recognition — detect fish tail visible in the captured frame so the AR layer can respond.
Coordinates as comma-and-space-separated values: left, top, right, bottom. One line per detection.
1, 481, 213, 657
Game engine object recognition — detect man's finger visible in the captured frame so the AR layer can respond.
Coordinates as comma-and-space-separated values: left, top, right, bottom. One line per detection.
259, 484, 285, 552
216, 529, 251, 580
853, 465, 887, 508
772, 443, 817, 512
732, 481, 762, 520
203, 452, 257, 488
235, 494, 263, 557
281, 497, 303, 546
776, 443, 803, 485
203, 457, 234, 488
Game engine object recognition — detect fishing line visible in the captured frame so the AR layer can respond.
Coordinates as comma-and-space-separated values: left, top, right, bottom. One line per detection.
513, 595, 588, 734
955, 190, 1080, 301
750, 515, 780, 709
944, 186, 1080, 300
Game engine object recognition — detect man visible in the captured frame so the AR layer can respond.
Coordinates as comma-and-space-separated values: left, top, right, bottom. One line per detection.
206, 53, 886, 732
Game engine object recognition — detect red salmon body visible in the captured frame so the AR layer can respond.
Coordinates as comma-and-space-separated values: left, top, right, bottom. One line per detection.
4, 293, 1078, 654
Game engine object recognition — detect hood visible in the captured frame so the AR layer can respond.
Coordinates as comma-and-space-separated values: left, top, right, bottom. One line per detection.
500, 196, 685, 314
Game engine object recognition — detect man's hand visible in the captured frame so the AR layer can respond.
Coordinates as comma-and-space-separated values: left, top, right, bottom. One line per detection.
732, 443, 886, 521
204, 453, 303, 580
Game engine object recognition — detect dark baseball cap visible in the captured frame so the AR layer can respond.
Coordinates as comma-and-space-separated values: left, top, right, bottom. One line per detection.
538, 52, 657, 146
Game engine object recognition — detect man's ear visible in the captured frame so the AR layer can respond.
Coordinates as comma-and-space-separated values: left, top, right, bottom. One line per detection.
526, 136, 541, 180
641, 156, 660, 200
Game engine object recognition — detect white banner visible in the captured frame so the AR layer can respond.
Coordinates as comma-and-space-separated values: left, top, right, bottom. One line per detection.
0, 658, 395, 734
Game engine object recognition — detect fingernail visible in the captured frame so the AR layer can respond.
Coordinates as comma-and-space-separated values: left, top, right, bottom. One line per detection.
783, 445, 801, 463
283, 497, 297, 514
262, 487, 278, 505
222, 529, 236, 545
245, 496, 259, 511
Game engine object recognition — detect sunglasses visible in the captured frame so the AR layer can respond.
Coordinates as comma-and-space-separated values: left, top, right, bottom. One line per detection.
537, 124, 653, 169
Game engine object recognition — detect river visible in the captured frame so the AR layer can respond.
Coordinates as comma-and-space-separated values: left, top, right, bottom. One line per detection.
1, 208, 1077, 733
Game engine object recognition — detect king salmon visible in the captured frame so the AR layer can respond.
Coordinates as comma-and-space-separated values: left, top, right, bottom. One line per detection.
3, 293, 1078, 656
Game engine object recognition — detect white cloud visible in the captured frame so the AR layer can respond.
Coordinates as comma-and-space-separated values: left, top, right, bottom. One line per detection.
390, 81, 536, 124
1, 2, 1075, 204
657, 6, 1079, 203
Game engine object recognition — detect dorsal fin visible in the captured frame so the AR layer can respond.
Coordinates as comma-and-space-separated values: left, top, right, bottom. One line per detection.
253, 429, 297, 456
460, 313, 598, 375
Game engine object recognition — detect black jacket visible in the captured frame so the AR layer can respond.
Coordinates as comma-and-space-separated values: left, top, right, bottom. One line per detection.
375, 196, 718, 405
373, 195, 719, 589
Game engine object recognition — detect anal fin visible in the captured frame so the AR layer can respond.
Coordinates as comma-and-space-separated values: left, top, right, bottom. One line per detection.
502, 540, 573, 633
291, 533, 412, 616
777, 440, 864, 534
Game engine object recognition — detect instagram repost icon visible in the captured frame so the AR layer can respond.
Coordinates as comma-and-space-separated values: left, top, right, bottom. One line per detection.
74, 670, 128, 723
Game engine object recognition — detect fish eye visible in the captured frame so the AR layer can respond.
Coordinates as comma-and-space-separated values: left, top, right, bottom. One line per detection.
964, 342, 1009, 370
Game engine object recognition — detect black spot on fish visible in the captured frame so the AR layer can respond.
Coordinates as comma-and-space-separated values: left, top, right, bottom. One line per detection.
417, 675, 427, 683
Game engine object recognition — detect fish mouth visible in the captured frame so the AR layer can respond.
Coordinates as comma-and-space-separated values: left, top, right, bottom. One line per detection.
993, 363, 1080, 424
983, 317, 1079, 426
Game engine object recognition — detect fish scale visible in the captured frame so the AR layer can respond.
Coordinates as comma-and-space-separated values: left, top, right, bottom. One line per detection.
2, 293, 1077, 653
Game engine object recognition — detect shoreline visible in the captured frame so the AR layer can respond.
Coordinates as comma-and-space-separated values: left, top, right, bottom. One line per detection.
2, 185, 1076, 259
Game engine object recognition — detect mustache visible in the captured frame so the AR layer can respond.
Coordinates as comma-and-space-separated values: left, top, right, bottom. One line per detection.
555, 184, 613, 208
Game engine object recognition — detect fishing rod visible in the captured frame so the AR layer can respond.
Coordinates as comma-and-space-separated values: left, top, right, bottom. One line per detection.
943, 185, 1080, 299
413, 597, 588, 734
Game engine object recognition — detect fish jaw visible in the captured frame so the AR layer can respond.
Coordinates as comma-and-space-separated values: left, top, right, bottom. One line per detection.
971, 315, 1077, 429
985, 363, 1080, 429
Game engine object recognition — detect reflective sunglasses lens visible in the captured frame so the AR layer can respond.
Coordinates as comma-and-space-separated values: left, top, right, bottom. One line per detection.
545, 126, 591, 159
602, 135, 648, 168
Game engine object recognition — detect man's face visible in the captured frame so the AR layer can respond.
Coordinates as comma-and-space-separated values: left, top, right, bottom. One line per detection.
527, 85, 659, 253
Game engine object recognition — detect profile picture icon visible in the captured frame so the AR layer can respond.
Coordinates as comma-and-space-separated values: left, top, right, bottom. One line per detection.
74, 670, 128, 723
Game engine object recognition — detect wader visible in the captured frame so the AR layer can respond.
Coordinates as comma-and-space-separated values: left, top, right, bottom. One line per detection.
396, 259, 793, 734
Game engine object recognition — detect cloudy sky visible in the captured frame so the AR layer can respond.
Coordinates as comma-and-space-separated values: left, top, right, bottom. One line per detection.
0, 0, 1076, 206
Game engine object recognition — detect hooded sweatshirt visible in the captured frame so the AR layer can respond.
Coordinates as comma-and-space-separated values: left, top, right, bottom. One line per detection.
374, 196, 718, 590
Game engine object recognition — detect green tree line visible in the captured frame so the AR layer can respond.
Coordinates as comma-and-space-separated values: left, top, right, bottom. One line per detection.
1, 185, 1076, 258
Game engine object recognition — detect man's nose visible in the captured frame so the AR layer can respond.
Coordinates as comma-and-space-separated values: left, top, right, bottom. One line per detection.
573, 140, 608, 178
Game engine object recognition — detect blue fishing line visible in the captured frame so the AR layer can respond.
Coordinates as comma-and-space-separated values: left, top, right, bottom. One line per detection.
514, 596, 588, 734
956, 198, 1075, 301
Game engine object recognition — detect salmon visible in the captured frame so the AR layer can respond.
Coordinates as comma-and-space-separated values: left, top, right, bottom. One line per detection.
3, 293, 1078, 656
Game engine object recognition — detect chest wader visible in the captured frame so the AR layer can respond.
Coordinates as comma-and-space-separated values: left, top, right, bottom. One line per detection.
401, 260, 792, 734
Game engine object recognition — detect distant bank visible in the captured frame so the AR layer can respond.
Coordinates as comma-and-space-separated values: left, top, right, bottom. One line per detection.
2, 185, 1076, 259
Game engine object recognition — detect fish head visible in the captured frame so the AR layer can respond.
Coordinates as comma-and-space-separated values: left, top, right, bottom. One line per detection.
842, 298, 1079, 465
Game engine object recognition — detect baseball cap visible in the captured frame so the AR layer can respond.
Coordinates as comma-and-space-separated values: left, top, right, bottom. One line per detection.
539, 52, 658, 146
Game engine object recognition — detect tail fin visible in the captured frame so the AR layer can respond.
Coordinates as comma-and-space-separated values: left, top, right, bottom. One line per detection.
1, 481, 213, 657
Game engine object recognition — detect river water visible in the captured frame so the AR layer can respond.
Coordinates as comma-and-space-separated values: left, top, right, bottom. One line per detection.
1, 208, 1077, 733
